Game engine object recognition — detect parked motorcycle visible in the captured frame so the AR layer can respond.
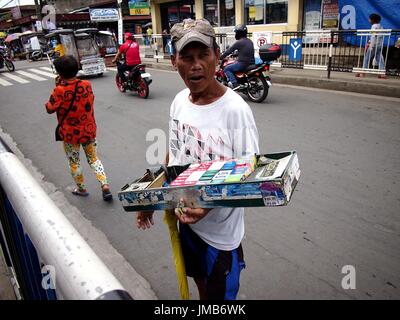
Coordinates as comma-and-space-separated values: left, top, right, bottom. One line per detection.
30, 49, 43, 61
216, 43, 281, 103
115, 62, 152, 99
0, 46, 15, 72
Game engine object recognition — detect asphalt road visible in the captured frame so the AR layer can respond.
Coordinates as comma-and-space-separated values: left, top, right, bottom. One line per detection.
0, 60, 399, 299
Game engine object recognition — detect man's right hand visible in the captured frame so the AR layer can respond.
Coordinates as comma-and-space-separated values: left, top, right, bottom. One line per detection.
136, 211, 154, 230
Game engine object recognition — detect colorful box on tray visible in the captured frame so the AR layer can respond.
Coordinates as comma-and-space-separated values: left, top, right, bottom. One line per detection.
118, 151, 300, 212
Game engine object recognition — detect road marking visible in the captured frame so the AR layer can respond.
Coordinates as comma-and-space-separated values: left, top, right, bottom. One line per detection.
40, 66, 54, 72
16, 70, 47, 81
1, 73, 30, 84
0, 76, 12, 86
107, 67, 117, 72
28, 68, 57, 78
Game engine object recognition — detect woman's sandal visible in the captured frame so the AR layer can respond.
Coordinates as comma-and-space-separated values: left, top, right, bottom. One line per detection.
102, 188, 113, 202
72, 188, 89, 197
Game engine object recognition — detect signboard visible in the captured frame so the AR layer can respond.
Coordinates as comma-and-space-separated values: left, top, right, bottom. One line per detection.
289, 38, 302, 62
338, 0, 400, 30
252, 31, 272, 50
89, 8, 119, 22
11, 6, 21, 20
35, 20, 43, 32
118, 19, 123, 45
322, 0, 339, 29
129, 1, 150, 16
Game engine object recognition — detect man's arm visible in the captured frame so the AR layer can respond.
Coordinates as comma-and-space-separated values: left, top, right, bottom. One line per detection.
112, 43, 125, 63
112, 50, 122, 63
220, 42, 239, 60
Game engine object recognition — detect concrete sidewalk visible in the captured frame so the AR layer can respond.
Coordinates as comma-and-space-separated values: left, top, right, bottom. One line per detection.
142, 57, 400, 98
0, 249, 15, 300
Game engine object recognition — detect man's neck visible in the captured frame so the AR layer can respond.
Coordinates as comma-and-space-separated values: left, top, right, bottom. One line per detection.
189, 81, 227, 105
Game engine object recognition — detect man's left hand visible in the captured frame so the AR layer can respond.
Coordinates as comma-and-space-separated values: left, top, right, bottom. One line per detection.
174, 198, 211, 224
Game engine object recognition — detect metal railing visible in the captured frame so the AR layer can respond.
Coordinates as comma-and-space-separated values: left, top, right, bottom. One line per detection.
0, 137, 133, 300
278, 29, 400, 76
138, 30, 400, 77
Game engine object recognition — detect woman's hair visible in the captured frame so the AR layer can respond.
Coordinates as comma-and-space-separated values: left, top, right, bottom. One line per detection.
54, 55, 79, 79
369, 13, 381, 24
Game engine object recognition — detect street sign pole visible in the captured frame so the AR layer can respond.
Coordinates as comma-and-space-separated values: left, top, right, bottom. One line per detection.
117, 0, 123, 45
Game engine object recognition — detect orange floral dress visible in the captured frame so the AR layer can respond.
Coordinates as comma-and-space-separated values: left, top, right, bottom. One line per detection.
46, 79, 97, 144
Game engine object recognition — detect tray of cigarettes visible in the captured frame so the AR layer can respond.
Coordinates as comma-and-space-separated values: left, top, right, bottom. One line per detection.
118, 151, 300, 212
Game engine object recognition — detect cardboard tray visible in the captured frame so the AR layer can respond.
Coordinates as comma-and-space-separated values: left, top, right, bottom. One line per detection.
118, 151, 300, 212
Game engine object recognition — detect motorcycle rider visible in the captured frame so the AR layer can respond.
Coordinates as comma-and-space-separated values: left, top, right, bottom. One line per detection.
112, 32, 141, 84
220, 24, 255, 90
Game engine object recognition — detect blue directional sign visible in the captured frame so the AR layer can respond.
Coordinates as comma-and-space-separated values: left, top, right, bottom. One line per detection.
289, 38, 302, 62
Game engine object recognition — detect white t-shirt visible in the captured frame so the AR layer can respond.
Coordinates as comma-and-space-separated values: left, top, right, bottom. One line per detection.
168, 87, 260, 250
370, 23, 384, 48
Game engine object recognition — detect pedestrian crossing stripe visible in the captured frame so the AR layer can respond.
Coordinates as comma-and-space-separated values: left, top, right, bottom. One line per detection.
0, 77, 12, 86
16, 70, 47, 81
28, 68, 57, 78
2, 72, 30, 84
40, 66, 55, 72
0, 66, 116, 86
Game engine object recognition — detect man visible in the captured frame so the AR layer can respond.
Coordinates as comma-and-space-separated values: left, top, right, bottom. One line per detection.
146, 26, 153, 45
220, 24, 255, 90
136, 19, 259, 300
356, 13, 386, 79
112, 32, 141, 83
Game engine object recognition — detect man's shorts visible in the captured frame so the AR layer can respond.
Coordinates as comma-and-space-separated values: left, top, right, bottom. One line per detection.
179, 223, 245, 300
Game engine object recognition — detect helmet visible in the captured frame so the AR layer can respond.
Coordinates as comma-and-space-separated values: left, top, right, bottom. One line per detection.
234, 24, 247, 39
124, 32, 133, 40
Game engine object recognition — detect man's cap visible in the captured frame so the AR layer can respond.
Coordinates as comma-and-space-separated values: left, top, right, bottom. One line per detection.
170, 18, 215, 52
124, 32, 132, 39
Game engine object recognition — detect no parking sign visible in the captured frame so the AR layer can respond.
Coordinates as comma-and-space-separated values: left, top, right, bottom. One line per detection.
252, 32, 272, 50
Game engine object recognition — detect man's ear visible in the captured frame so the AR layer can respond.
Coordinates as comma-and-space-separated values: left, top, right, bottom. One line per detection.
215, 47, 221, 65
170, 55, 177, 70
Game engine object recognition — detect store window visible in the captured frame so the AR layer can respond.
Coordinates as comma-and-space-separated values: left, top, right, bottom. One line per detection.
244, 0, 288, 25
204, 0, 236, 27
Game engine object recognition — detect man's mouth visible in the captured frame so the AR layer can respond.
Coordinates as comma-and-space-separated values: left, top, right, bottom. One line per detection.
189, 75, 205, 82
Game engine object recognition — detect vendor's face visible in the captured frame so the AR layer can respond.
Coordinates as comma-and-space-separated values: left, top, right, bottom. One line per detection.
171, 41, 219, 95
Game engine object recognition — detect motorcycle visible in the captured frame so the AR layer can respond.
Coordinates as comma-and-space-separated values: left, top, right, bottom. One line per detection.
115, 62, 152, 99
0, 46, 15, 72
216, 53, 271, 103
30, 49, 43, 61
216, 44, 281, 103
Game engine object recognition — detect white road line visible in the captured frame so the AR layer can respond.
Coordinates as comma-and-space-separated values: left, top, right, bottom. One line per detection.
40, 66, 54, 72
16, 70, 47, 81
0, 76, 13, 86
2, 73, 30, 84
29, 68, 57, 78
107, 67, 117, 71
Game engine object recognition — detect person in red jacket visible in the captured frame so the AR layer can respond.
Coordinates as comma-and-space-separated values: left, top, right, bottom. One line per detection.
112, 32, 141, 83
45, 55, 112, 201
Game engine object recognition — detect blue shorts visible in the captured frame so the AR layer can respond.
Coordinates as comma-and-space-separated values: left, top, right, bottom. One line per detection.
179, 223, 246, 300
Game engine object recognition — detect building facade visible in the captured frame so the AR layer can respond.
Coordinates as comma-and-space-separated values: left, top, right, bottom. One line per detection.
150, 0, 303, 34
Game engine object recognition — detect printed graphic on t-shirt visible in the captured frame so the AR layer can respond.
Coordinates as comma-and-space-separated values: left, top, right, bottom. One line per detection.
170, 118, 235, 164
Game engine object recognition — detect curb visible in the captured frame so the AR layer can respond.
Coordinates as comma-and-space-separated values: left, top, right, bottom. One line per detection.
143, 60, 400, 98
272, 74, 400, 98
